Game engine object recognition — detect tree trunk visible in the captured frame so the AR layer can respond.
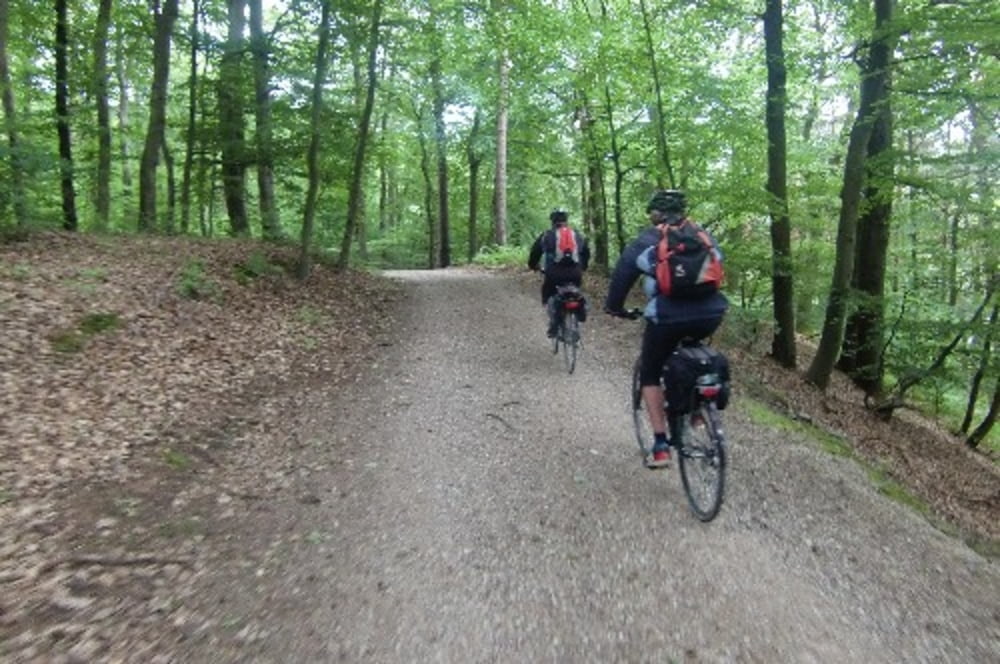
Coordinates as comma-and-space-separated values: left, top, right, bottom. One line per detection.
491, 0, 509, 246
414, 104, 435, 268
960, 303, 996, 434
0, 0, 28, 226
162, 133, 175, 233
966, 377, 999, 449
138, 0, 178, 233
841, 94, 894, 395
764, 0, 796, 369
92, 0, 113, 230
220, 0, 248, 236
298, 0, 332, 279
431, 52, 450, 268
338, 0, 382, 269
806, 0, 896, 389
115, 35, 132, 220
638, 0, 675, 188
180, 0, 200, 235
249, 0, 281, 241
467, 110, 482, 262
55, 0, 78, 231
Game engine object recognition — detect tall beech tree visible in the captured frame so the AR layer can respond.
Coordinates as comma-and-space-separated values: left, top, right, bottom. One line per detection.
249, 0, 281, 241
220, 0, 249, 236
55, 0, 78, 231
338, 0, 383, 269
0, 0, 27, 227
806, 0, 897, 390
298, 0, 332, 280
764, 0, 796, 369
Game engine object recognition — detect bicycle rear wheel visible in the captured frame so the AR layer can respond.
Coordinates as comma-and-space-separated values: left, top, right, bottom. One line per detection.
631, 361, 654, 457
677, 403, 726, 521
562, 311, 579, 373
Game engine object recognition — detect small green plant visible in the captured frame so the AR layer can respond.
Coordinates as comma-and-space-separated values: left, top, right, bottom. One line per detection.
234, 251, 283, 285
472, 244, 527, 268
178, 260, 220, 300
113, 496, 141, 517
158, 517, 202, 539
79, 312, 120, 335
48, 311, 121, 353
0, 486, 12, 505
1, 262, 32, 281
78, 267, 108, 281
162, 448, 192, 470
296, 304, 326, 327
49, 329, 85, 353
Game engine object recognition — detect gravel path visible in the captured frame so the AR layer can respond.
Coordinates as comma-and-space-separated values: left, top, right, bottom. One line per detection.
171, 268, 999, 663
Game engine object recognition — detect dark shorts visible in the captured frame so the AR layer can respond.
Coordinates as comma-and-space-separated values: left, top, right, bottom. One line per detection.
638, 316, 724, 386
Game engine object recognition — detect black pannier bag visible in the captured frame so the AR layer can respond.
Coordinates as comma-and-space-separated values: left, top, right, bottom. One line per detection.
664, 344, 731, 414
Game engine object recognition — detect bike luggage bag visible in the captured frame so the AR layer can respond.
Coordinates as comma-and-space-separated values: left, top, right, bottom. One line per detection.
665, 345, 731, 414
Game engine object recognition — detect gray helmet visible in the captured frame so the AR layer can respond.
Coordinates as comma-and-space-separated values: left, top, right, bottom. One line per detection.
549, 208, 568, 225
646, 189, 686, 214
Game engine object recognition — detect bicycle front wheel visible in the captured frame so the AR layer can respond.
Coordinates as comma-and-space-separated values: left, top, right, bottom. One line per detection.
562, 311, 579, 373
631, 361, 654, 457
677, 404, 726, 521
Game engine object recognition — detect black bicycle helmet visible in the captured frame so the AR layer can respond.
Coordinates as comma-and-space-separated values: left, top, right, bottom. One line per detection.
549, 208, 568, 224
646, 189, 686, 214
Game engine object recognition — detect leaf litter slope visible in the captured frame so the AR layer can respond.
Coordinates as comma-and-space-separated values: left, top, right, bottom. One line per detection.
0, 236, 997, 662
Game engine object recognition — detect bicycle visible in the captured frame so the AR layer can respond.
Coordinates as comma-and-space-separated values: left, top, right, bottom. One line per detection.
624, 309, 728, 521
550, 284, 585, 374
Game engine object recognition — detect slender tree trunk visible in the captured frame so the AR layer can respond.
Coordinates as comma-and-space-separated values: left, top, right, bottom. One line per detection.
430, 52, 450, 268
55, 0, 78, 231
138, 0, 178, 232
181, 0, 200, 235
467, 110, 482, 262
966, 377, 999, 449
338, 0, 382, 269
414, 106, 435, 268
764, 0, 796, 368
960, 303, 996, 434
946, 210, 959, 305
0, 0, 27, 226
162, 133, 175, 233
638, 0, 675, 188
298, 0, 332, 279
249, 0, 281, 241
116, 35, 132, 219
806, 0, 896, 389
220, 0, 248, 236
490, 0, 509, 246
92, 0, 113, 230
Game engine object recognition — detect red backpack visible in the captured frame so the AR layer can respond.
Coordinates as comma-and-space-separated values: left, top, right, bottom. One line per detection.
655, 219, 724, 298
553, 226, 580, 265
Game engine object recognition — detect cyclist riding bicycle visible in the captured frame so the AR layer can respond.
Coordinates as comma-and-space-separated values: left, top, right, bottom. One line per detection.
528, 208, 591, 338
604, 189, 728, 469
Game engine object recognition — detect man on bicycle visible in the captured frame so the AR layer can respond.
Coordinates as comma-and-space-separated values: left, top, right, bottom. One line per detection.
604, 190, 728, 468
528, 208, 591, 338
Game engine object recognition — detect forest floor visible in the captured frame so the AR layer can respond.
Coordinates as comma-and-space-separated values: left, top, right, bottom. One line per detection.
0, 232, 997, 662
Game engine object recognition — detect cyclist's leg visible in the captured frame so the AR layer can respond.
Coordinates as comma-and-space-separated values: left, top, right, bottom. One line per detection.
639, 322, 677, 465
541, 278, 558, 336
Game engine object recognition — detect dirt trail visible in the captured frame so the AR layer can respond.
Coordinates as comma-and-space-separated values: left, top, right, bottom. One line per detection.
3, 265, 998, 663
172, 268, 999, 662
